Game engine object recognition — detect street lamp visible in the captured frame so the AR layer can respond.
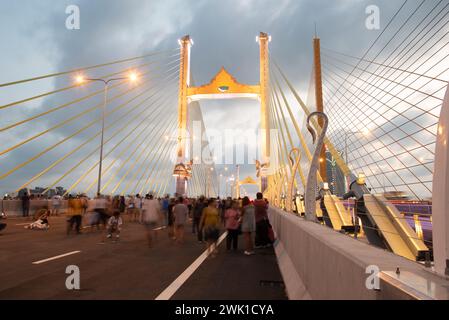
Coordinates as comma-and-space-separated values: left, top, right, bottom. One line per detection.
75, 72, 138, 195
219, 173, 223, 199
228, 176, 235, 198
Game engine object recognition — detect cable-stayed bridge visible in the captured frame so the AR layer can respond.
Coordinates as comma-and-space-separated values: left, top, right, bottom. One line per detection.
1, 0, 449, 300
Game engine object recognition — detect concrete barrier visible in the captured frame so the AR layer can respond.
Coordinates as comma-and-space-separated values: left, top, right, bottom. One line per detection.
0, 200, 68, 217
269, 207, 449, 300
0, 200, 100, 217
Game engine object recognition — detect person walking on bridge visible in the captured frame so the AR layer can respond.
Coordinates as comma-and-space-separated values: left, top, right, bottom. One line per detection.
67, 195, 83, 235
141, 194, 161, 248
254, 192, 271, 248
225, 200, 241, 251
241, 196, 255, 256
192, 196, 206, 242
173, 197, 189, 244
161, 195, 169, 225
21, 192, 30, 218
200, 198, 220, 257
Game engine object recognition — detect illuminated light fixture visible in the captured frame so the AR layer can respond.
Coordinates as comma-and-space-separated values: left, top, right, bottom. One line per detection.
268, 35, 272, 42
322, 182, 329, 191
356, 173, 366, 185
361, 128, 370, 136
438, 125, 444, 136
129, 72, 138, 82
256, 36, 259, 43
319, 158, 324, 163
75, 75, 85, 84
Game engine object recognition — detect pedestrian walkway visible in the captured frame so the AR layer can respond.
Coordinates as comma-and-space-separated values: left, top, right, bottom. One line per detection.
172, 244, 286, 300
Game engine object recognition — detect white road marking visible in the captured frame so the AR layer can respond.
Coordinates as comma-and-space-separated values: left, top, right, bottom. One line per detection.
32, 251, 81, 265
155, 232, 228, 300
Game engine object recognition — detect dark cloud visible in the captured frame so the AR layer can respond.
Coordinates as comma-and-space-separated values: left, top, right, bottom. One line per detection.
0, 0, 441, 198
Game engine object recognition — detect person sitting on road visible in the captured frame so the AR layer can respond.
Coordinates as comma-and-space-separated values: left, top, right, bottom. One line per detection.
25, 212, 50, 230
0, 212, 7, 232
102, 211, 123, 242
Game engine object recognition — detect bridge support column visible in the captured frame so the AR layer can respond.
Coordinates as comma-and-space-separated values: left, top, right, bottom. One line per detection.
174, 35, 192, 196
259, 32, 270, 193
433, 83, 449, 276
313, 37, 327, 183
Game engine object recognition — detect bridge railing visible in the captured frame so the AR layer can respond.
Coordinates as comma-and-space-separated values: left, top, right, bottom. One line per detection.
268, 206, 446, 300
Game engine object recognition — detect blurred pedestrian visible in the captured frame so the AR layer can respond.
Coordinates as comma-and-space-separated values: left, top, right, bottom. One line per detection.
200, 198, 220, 257
225, 200, 241, 251
241, 196, 255, 256
67, 195, 83, 235
21, 192, 30, 218
167, 198, 176, 239
51, 194, 62, 216
192, 196, 206, 242
173, 197, 189, 244
254, 192, 271, 248
141, 194, 161, 247
102, 211, 123, 243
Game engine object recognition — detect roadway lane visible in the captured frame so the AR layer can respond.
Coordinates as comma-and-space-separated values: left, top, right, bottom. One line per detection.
0, 216, 205, 299
0, 215, 286, 300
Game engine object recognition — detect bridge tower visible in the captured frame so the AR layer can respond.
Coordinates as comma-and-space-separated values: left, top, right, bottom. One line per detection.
313, 36, 327, 182
258, 32, 271, 192
174, 35, 193, 196
173, 33, 271, 196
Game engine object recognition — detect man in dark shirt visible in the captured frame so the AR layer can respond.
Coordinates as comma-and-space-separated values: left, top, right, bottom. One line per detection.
21, 193, 30, 218
192, 196, 206, 242
253, 192, 271, 248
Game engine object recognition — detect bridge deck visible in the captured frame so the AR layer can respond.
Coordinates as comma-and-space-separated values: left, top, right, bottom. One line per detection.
0, 216, 286, 300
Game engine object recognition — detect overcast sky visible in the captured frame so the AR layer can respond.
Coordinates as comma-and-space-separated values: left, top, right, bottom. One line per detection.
1, 0, 440, 198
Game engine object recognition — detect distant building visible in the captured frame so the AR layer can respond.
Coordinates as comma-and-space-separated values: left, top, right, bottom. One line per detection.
30, 187, 45, 195
29, 186, 67, 197
55, 186, 66, 195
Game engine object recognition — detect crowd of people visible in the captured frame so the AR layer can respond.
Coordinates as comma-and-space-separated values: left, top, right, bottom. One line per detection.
2, 191, 275, 256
